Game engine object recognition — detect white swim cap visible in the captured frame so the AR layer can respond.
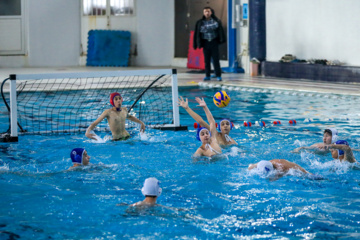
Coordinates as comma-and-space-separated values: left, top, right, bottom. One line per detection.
257, 160, 274, 174
141, 177, 162, 197
328, 128, 338, 143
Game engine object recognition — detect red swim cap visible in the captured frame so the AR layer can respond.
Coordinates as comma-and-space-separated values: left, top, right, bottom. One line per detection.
110, 92, 121, 107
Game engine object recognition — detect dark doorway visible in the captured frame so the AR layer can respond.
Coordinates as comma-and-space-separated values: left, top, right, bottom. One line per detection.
175, 0, 228, 60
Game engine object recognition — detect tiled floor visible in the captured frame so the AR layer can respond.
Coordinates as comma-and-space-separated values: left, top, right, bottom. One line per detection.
1, 67, 359, 96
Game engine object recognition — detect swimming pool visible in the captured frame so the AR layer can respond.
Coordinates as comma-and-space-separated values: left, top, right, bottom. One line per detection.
1, 86, 360, 239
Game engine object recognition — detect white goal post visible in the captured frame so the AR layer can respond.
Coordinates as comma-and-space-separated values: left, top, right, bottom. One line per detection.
1, 69, 187, 142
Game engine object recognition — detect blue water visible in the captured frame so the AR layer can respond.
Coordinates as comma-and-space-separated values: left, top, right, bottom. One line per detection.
1, 86, 360, 239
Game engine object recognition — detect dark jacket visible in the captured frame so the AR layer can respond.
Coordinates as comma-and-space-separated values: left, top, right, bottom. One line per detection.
193, 14, 226, 49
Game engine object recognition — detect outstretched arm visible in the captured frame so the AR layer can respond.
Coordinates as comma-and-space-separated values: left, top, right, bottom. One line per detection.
272, 159, 310, 174
85, 110, 108, 140
248, 163, 257, 170
292, 143, 325, 153
292, 163, 310, 174
178, 97, 210, 129
127, 114, 146, 132
195, 97, 217, 136
292, 146, 314, 153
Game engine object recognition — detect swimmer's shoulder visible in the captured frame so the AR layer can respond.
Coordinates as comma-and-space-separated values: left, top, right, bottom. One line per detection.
102, 108, 113, 116
130, 201, 159, 208
270, 159, 288, 165
130, 201, 142, 207
218, 133, 237, 145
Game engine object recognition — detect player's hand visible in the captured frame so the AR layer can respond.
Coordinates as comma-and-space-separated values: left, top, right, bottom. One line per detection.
178, 96, 189, 109
291, 147, 301, 153
195, 97, 206, 107
140, 123, 146, 132
85, 132, 97, 140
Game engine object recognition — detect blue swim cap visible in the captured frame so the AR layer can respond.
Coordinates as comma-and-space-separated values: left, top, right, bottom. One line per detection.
196, 127, 211, 141
217, 119, 233, 131
71, 148, 85, 164
335, 140, 349, 156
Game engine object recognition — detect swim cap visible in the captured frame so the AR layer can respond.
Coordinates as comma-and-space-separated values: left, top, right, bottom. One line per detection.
196, 127, 211, 141
217, 119, 233, 131
335, 140, 349, 156
141, 177, 162, 197
70, 148, 85, 164
110, 92, 122, 111
324, 128, 338, 143
256, 160, 274, 174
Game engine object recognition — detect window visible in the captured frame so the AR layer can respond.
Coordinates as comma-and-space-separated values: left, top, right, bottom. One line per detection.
0, 0, 21, 16
83, 0, 134, 16
0, 0, 25, 55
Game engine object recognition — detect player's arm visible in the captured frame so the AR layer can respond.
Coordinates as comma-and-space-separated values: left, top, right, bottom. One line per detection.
291, 162, 310, 174
195, 97, 217, 137
248, 163, 257, 170
276, 159, 310, 174
230, 137, 238, 145
194, 148, 203, 157
329, 144, 356, 163
127, 113, 145, 132
85, 110, 108, 140
178, 97, 210, 129
292, 143, 322, 153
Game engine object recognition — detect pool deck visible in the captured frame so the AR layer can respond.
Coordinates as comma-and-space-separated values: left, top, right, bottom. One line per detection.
1, 66, 359, 96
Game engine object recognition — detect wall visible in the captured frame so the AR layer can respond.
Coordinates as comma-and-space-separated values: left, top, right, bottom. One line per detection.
135, 0, 174, 66
0, 0, 81, 67
267, 0, 360, 66
0, 0, 174, 68
28, 0, 81, 67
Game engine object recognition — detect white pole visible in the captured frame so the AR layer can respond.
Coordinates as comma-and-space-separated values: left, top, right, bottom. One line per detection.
171, 69, 180, 127
10, 79, 18, 138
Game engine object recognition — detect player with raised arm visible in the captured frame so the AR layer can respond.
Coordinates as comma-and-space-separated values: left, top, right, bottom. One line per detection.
178, 96, 237, 146
192, 97, 222, 157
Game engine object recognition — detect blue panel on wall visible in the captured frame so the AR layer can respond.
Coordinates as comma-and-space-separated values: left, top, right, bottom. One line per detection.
87, 30, 131, 67
249, 0, 266, 61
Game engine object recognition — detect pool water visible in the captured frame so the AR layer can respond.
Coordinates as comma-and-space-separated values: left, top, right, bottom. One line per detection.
1, 86, 360, 239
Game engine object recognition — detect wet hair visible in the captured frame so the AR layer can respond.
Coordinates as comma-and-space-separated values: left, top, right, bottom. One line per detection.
324, 129, 332, 136
145, 195, 157, 198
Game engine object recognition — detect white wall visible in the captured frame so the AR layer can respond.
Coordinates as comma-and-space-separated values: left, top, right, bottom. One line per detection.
0, 0, 81, 67
0, 0, 174, 67
28, 0, 81, 67
267, 0, 360, 66
135, 0, 174, 66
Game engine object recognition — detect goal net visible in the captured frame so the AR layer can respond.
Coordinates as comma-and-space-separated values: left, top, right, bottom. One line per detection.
1, 69, 185, 142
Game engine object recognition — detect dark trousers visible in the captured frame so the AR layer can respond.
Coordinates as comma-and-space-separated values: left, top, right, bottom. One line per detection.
203, 39, 221, 77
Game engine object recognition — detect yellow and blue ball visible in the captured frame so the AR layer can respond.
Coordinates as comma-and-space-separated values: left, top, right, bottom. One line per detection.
213, 91, 231, 108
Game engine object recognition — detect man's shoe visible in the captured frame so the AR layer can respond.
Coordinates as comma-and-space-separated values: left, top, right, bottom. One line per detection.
217, 77, 222, 81
203, 76, 211, 81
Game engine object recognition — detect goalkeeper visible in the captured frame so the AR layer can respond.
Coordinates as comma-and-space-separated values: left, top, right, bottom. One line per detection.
85, 92, 146, 141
